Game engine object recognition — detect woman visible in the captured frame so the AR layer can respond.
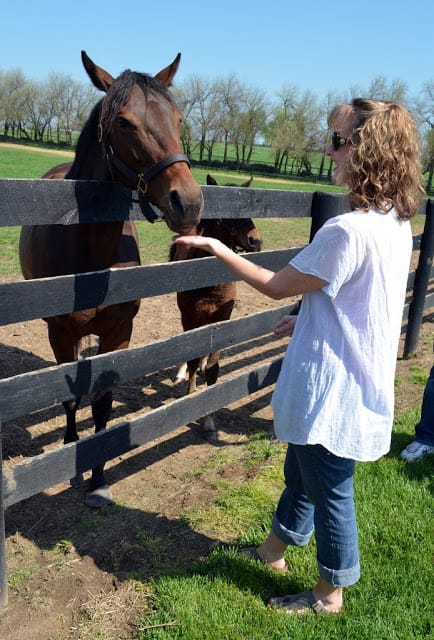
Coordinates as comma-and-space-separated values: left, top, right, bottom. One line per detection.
174, 99, 424, 614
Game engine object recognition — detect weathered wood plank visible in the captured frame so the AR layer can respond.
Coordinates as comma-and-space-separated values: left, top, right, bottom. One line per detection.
202, 185, 315, 219
0, 248, 300, 325
0, 303, 298, 422
0, 178, 137, 225
0, 179, 324, 225
3, 358, 283, 507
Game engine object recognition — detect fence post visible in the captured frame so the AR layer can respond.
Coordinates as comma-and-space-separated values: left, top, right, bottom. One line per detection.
0, 418, 7, 608
309, 192, 349, 241
403, 199, 434, 358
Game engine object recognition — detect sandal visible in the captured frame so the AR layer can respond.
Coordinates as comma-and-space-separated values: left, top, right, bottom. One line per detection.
269, 589, 342, 615
237, 546, 288, 573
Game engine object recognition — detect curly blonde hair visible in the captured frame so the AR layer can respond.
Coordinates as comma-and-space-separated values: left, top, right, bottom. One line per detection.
328, 98, 425, 219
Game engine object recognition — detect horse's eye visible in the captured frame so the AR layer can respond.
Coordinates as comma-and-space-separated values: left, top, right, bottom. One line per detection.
117, 116, 134, 130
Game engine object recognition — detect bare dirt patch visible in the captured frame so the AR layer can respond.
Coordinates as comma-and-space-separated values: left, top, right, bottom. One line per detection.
1, 285, 433, 639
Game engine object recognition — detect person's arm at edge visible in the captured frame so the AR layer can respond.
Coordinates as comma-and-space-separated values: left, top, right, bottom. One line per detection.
174, 235, 327, 299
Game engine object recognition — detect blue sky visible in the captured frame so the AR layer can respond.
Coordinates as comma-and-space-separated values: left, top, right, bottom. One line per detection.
2, 0, 433, 102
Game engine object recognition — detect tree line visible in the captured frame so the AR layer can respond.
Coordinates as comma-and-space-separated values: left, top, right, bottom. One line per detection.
1, 67, 434, 189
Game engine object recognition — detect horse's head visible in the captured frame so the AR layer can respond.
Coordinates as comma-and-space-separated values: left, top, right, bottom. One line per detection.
206, 174, 253, 189
81, 51, 203, 232
204, 175, 262, 252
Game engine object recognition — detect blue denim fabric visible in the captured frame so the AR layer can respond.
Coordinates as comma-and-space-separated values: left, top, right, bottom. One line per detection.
415, 365, 434, 446
272, 443, 360, 587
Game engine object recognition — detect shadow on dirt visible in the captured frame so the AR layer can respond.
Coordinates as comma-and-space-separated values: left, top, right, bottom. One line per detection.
4, 395, 275, 582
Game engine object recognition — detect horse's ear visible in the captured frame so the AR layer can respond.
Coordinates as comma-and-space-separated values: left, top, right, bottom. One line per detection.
154, 53, 181, 87
81, 50, 114, 93
206, 174, 218, 186
240, 177, 253, 188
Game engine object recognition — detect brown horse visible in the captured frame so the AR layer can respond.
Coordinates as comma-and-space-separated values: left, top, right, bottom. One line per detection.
170, 174, 262, 440
19, 51, 203, 507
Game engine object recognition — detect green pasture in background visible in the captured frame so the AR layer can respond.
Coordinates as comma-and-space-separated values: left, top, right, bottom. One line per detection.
0, 143, 426, 279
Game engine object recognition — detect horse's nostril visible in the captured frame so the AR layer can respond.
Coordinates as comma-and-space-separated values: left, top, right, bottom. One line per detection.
170, 189, 182, 213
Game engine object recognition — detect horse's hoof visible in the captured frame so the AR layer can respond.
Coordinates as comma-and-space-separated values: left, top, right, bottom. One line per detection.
70, 473, 83, 488
85, 485, 113, 508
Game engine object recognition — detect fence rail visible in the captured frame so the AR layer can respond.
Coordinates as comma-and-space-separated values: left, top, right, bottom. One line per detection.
1, 180, 433, 607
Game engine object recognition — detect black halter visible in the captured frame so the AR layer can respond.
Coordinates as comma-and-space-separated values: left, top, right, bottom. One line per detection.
98, 124, 190, 223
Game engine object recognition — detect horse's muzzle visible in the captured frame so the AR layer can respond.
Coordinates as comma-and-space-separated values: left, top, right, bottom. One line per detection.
163, 189, 204, 232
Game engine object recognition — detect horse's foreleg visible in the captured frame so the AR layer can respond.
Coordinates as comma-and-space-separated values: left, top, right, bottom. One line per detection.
174, 361, 188, 385
62, 397, 84, 487
174, 356, 207, 385
47, 322, 84, 484
85, 388, 113, 507
187, 357, 201, 394
204, 351, 220, 387
62, 397, 82, 444
202, 351, 220, 441
84, 316, 134, 507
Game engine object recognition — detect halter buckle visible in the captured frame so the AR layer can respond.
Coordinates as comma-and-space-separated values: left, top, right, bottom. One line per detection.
137, 174, 148, 195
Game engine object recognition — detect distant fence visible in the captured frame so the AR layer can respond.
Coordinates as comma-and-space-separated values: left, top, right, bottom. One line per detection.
0, 180, 433, 606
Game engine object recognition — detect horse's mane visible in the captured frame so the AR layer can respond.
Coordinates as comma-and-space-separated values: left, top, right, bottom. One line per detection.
65, 102, 102, 178
100, 70, 174, 132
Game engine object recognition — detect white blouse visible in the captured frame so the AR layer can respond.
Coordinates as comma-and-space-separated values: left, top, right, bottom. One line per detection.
270, 208, 412, 461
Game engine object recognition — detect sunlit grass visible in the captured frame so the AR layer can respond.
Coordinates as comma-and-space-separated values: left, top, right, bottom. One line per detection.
135, 411, 434, 640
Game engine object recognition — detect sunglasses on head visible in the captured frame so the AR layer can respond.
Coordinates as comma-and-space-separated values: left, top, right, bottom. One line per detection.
331, 131, 349, 151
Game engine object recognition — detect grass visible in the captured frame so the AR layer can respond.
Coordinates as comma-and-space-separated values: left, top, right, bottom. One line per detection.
132, 416, 434, 640
0, 144, 73, 178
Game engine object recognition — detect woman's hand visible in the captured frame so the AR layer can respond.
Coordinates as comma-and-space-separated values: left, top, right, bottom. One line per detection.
273, 315, 297, 338
173, 235, 222, 255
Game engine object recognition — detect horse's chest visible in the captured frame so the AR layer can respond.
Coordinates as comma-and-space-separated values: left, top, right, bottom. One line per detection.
50, 301, 140, 337
178, 283, 236, 314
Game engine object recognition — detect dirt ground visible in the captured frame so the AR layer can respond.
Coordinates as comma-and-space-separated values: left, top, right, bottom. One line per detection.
0, 284, 433, 640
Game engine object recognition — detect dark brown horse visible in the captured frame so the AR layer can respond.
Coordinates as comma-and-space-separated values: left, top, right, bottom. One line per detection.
170, 174, 262, 440
19, 51, 204, 507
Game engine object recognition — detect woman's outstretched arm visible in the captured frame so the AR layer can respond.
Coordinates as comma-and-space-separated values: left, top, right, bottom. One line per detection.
173, 235, 327, 299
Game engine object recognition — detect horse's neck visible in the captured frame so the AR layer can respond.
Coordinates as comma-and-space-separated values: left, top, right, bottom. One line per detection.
66, 108, 110, 180
67, 141, 108, 180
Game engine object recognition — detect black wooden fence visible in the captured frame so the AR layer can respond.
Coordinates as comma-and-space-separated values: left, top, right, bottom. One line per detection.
0, 178, 434, 607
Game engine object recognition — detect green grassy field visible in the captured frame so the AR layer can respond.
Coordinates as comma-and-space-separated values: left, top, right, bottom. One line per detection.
0, 144, 426, 278
0, 144, 333, 277
132, 412, 434, 639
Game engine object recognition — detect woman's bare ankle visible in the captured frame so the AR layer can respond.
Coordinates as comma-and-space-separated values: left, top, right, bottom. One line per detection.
256, 532, 287, 569
312, 578, 343, 612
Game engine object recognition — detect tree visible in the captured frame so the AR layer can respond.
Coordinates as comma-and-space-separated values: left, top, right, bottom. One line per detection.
415, 81, 434, 193
266, 86, 322, 176
46, 72, 97, 144
21, 81, 53, 142
214, 74, 243, 164
174, 76, 221, 162
349, 76, 408, 104
232, 85, 268, 168
0, 68, 28, 138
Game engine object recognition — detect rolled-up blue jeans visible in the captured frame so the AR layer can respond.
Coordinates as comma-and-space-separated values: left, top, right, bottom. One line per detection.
414, 364, 434, 446
272, 443, 360, 587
